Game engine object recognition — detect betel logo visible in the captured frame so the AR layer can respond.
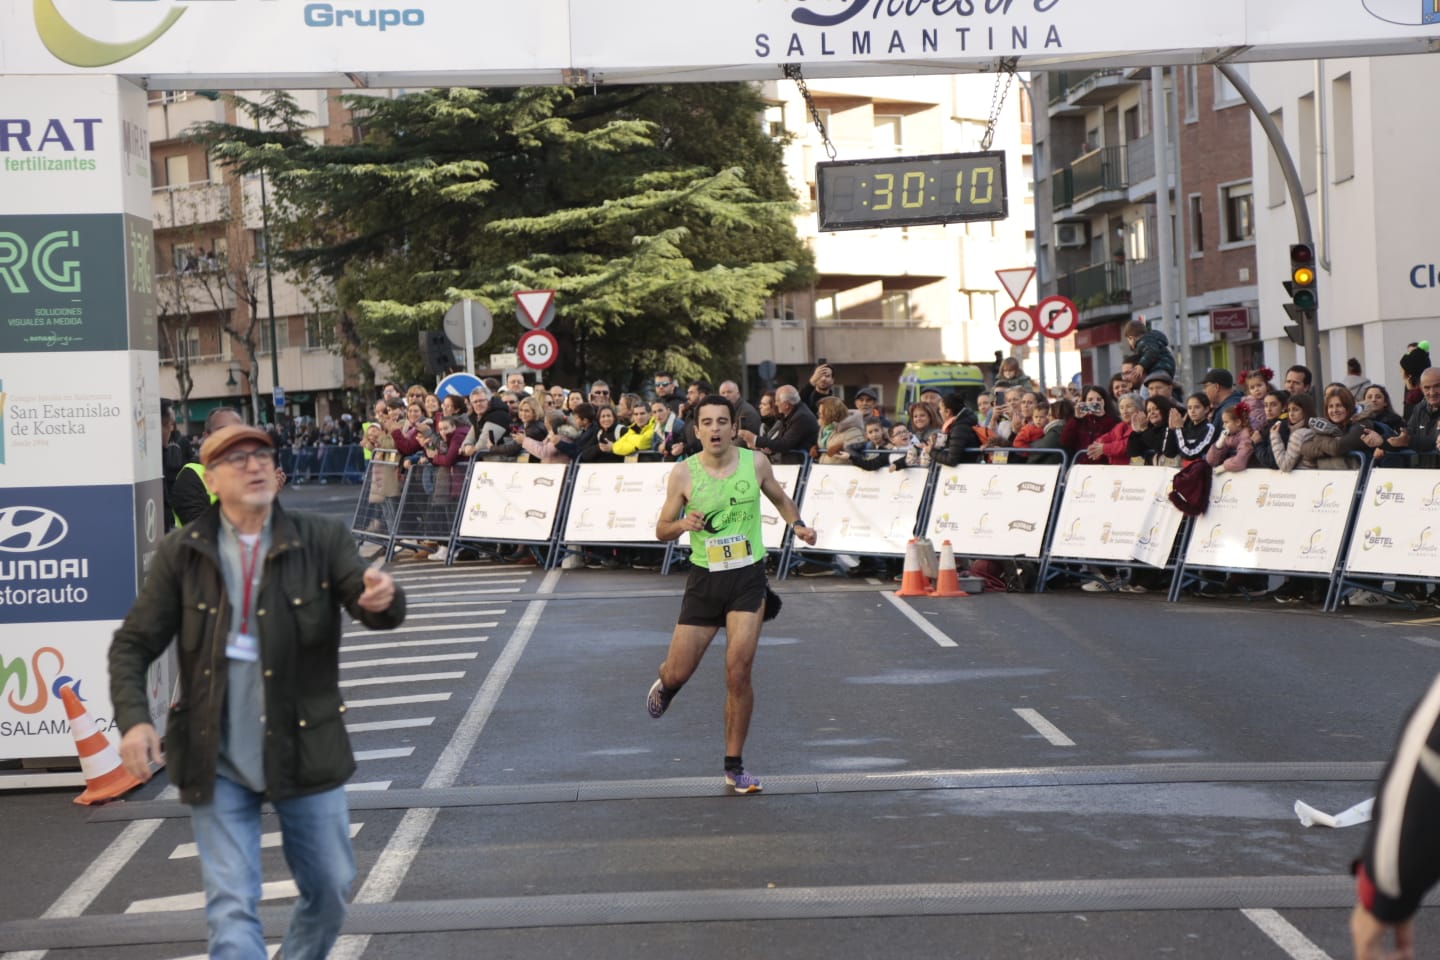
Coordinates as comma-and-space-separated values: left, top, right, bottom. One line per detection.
0, 507, 69, 553
33, 0, 187, 68
1362, 0, 1440, 25
0, 229, 82, 294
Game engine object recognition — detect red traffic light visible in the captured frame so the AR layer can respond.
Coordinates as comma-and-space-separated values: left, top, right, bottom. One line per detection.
1289, 243, 1314, 265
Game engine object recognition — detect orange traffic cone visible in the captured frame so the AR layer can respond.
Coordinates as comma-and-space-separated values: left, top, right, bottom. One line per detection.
931, 540, 970, 598
62, 685, 145, 806
895, 539, 932, 597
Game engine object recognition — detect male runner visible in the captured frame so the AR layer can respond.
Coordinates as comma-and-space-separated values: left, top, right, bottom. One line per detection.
648, 395, 816, 793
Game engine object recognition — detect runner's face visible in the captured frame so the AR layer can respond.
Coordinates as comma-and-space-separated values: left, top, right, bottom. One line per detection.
695, 405, 735, 452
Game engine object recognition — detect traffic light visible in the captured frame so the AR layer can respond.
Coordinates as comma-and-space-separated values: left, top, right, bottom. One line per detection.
1282, 242, 1317, 344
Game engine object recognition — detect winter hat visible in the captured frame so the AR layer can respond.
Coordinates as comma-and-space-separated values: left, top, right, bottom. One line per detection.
1400, 346, 1432, 381
1168, 460, 1213, 517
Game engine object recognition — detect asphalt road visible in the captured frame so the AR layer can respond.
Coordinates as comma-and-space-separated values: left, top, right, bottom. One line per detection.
1, 484, 1437, 959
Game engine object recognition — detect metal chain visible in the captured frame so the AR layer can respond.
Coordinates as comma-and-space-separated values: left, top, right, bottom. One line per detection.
783, 63, 837, 160
980, 57, 1020, 151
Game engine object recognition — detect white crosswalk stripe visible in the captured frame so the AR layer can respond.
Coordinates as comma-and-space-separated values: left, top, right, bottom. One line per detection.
341, 623, 496, 638
346, 717, 434, 733
341, 652, 477, 670
345, 693, 451, 709
340, 671, 465, 688
169, 824, 364, 860
346, 781, 392, 792
379, 609, 506, 620
342, 636, 490, 653
128, 880, 298, 914
165, 946, 280, 960
354, 747, 414, 761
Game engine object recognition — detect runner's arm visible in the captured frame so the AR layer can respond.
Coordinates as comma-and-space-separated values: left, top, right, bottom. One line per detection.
655, 463, 703, 541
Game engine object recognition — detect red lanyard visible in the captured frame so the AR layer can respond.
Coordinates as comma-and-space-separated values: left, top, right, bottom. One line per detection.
238, 538, 262, 635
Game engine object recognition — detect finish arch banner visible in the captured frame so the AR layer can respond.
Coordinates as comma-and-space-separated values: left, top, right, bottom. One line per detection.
562, 462, 673, 544
800, 463, 925, 557
1343, 469, 1440, 578
1048, 465, 1181, 566
1184, 469, 1359, 575
456, 461, 569, 543
923, 463, 1059, 558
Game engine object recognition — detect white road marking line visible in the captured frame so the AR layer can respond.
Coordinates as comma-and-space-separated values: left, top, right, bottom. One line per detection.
342, 623, 496, 637
346, 717, 434, 734
866, 577, 882, 585
342, 635, 491, 653
881, 593, 958, 648
128, 880, 298, 914
340, 652, 478, 670
408, 598, 519, 608
170, 824, 363, 860
406, 587, 523, 597
396, 578, 529, 589
1241, 909, 1334, 959
330, 568, 561, 960
340, 671, 465, 688
345, 781, 392, 792
165, 947, 280, 960
1013, 708, 1076, 747
358, 609, 505, 620
2, 786, 180, 960
355, 747, 415, 761
345, 693, 451, 709
390, 567, 532, 577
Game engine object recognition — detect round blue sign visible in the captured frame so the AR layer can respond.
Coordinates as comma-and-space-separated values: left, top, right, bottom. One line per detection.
435, 373, 483, 399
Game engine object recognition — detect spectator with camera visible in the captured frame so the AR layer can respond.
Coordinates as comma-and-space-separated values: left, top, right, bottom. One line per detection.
1087, 392, 1143, 465
928, 392, 982, 467
1301, 385, 1368, 469
1060, 386, 1119, 465
1355, 384, 1410, 465
800, 362, 837, 414
745, 385, 819, 464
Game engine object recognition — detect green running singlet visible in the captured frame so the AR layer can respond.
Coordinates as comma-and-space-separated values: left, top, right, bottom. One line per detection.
685, 448, 766, 571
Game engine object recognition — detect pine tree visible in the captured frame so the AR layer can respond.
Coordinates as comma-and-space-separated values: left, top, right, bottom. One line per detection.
191, 85, 813, 390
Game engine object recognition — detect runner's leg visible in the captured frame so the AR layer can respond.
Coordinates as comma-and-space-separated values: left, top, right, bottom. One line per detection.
659, 623, 720, 689
721, 607, 764, 757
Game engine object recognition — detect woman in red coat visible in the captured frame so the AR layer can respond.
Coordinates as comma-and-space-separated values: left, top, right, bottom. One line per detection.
1059, 385, 1119, 464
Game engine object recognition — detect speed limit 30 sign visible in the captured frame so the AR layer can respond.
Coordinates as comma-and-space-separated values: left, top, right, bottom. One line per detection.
517, 328, 558, 370
999, 305, 1036, 345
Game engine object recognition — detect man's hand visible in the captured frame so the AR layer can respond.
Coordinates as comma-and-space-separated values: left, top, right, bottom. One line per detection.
1086, 441, 1105, 460
677, 510, 706, 533
119, 723, 162, 781
669, 442, 684, 457
357, 567, 396, 613
738, 429, 757, 445
1363, 429, 1384, 449
274, 468, 288, 491
1126, 366, 1145, 386
1350, 903, 1414, 960
792, 522, 818, 546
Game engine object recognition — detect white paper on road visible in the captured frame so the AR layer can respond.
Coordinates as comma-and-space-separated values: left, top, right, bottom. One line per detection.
1293, 797, 1373, 828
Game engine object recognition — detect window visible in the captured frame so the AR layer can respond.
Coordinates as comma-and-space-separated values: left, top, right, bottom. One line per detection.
1123, 105, 1142, 143
1298, 93, 1317, 194
1214, 63, 1247, 108
1220, 182, 1255, 245
880, 290, 910, 323
180, 330, 201, 361
1183, 66, 1199, 122
1332, 73, 1354, 183
1125, 215, 1150, 261
171, 242, 198, 273
251, 229, 268, 262
1021, 157, 1035, 198
814, 290, 838, 323
874, 114, 902, 153
763, 104, 786, 139
164, 154, 190, 188
1188, 193, 1204, 256
305, 311, 336, 349
1267, 109, 1286, 207
259, 317, 290, 354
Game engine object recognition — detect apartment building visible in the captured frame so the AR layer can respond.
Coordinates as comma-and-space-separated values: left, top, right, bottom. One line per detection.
148, 90, 363, 427
1249, 54, 1440, 394
1033, 66, 1259, 390
752, 74, 1074, 409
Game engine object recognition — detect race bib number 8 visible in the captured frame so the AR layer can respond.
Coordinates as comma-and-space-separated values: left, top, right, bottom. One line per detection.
704, 533, 753, 571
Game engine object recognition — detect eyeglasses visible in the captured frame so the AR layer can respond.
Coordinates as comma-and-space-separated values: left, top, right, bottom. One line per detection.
217, 447, 276, 469
654, 380, 672, 388
591, 390, 609, 397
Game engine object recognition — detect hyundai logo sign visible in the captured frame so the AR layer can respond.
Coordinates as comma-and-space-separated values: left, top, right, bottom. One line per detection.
0, 507, 69, 553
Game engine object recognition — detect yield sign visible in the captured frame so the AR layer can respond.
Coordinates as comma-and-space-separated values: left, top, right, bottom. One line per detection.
995, 267, 1036, 305
514, 290, 556, 329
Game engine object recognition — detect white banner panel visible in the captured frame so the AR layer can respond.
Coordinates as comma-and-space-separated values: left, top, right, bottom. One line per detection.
1344, 470, 1440, 578
0, 350, 159, 486
456, 461, 569, 543
801, 463, 924, 557
1048, 465, 1182, 566
563, 462, 673, 544
761, 464, 801, 552
0, 620, 121, 758
1184, 469, 1359, 575
923, 464, 1059, 557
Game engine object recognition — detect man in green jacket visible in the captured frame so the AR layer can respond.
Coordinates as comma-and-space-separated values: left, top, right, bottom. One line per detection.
110, 423, 406, 960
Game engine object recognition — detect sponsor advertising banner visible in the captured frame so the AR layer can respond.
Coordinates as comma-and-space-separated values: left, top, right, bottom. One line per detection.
0, 619, 125, 758
457, 461, 568, 542
1184, 469, 1358, 575
760, 465, 801, 551
1343, 469, 1440, 578
563, 463, 673, 544
0, 214, 131, 353
923, 464, 1059, 557
1048, 465, 1182, 566
0, 484, 138, 624
800, 463, 924, 557
3, 2, 1432, 80
0, 350, 162, 486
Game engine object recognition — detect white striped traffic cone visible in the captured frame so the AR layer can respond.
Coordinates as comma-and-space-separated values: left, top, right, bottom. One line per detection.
62, 685, 145, 806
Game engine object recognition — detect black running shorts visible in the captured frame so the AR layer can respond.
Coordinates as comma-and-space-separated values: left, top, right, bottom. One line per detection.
677, 562, 767, 627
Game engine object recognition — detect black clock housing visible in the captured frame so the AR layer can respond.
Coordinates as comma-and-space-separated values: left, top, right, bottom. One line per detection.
817, 150, 1009, 232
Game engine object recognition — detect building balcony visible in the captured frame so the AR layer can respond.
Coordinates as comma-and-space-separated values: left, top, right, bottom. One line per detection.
1069, 145, 1129, 216
153, 182, 231, 229
1046, 69, 1138, 116
148, 93, 226, 143
1051, 167, 1074, 212
1057, 261, 1132, 324
813, 320, 944, 364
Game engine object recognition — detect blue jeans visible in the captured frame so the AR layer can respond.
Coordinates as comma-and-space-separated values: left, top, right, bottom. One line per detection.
190, 776, 356, 960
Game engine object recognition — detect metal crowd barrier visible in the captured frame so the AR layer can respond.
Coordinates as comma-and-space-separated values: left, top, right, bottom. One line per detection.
280, 444, 367, 484
354, 445, 1440, 607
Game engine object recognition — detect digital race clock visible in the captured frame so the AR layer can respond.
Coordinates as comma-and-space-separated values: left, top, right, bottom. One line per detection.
816, 150, 1008, 232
